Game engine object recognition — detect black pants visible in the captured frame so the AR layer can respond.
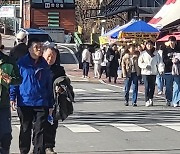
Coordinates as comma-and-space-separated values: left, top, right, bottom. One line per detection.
142, 75, 156, 102
0, 108, 12, 154
17, 106, 48, 154
100, 66, 107, 78
82, 62, 89, 77
44, 119, 58, 149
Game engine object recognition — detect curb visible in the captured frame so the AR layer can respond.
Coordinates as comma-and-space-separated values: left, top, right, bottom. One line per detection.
1, 34, 15, 40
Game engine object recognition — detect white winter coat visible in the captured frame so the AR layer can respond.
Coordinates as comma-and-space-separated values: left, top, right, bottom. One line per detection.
82, 49, 91, 63
93, 50, 102, 64
138, 50, 164, 75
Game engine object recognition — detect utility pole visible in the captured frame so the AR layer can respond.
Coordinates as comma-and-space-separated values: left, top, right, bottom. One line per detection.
20, 0, 23, 28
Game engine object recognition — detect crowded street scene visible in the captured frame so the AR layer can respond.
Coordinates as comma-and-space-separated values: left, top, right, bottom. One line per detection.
0, 0, 180, 153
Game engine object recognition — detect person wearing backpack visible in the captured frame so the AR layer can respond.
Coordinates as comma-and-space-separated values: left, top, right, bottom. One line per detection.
43, 45, 74, 154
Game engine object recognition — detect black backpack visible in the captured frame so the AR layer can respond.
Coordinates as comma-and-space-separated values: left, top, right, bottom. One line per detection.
53, 76, 74, 121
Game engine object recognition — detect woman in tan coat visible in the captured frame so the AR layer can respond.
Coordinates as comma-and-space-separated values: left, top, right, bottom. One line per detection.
121, 44, 141, 106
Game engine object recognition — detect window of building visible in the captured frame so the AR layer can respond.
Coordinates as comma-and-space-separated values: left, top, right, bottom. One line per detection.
64, 0, 74, 3
140, 0, 147, 7
54, 0, 63, 3
44, 0, 53, 2
32, 0, 43, 3
147, 0, 154, 7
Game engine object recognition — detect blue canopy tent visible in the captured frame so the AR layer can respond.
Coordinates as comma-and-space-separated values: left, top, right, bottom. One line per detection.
111, 19, 136, 38
111, 19, 160, 39
102, 25, 120, 37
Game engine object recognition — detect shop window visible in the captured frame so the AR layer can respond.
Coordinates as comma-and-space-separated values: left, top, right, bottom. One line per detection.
32, 0, 42, 3
44, 0, 53, 2
54, 0, 63, 3
64, 0, 74, 3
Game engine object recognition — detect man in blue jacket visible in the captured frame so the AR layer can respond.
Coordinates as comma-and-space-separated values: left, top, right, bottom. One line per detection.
10, 38, 53, 154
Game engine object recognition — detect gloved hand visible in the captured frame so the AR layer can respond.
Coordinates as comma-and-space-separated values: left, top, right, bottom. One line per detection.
146, 65, 151, 70
48, 115, 54, 125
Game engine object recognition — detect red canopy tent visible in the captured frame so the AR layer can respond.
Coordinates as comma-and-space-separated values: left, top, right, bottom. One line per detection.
157, 32, 180, 42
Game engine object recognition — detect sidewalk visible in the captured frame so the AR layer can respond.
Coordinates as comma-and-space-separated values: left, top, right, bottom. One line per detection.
64, 64, 148, 93
0, 33, 15, 40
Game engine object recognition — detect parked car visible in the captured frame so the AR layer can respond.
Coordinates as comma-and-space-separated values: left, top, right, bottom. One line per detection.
14, 28, 53, 46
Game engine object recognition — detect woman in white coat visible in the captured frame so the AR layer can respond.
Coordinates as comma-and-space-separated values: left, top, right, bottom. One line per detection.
138, 40, 164, 107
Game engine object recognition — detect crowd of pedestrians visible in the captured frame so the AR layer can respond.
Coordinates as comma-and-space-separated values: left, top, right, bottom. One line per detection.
81, 36, 180, 108
0, 30, 180, 153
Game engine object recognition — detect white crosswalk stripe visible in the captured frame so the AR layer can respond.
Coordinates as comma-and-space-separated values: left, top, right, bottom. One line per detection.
110, 123, 150, 132
158, 123, 180, 131
63, 124, 100, 133
12, 123, 180, 134
94, 88, 114, 92
74, 88, 86, 92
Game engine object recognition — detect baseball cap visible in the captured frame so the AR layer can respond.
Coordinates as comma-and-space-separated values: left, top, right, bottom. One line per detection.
16, 31, 27, 40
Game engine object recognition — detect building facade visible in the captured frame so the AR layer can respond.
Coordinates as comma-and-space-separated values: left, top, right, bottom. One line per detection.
23, 0, 76, 33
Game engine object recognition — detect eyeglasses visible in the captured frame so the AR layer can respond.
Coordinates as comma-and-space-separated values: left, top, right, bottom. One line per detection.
32, 44, 42, 49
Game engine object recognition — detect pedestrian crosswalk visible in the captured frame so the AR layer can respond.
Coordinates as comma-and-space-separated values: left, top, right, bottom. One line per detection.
158, 123, 180, 132
12, 123, 180, 133
74, 88, 118, 93
64, 124, 100, 133
110, 123, 150, 132
73, 88, 134, 93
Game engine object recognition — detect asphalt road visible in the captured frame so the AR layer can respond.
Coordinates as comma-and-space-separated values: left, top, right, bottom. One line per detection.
3, 36, 180, 154
11, 81, 180, 154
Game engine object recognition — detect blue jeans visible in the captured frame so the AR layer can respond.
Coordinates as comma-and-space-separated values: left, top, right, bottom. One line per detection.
143, 75, 156, 102
156, 74, 164, 92
163, 74, 174, 102
172, 75, 180, 105
83, 62, 89, 77
124, 73, 138, 104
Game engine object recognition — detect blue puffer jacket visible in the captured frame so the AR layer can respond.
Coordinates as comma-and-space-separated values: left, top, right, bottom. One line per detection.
10, 53, 53, 108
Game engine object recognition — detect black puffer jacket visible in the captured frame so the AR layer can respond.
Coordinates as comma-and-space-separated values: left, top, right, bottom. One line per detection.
9, 43, 28, 61
162, 46, 180, 73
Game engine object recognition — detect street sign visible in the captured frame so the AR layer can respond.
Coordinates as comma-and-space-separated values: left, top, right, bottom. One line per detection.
0, 6, 15, 17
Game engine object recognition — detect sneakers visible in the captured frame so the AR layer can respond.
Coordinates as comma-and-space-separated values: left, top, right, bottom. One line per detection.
157, 91, 163, 95
173, 102, 179, 107
149, 99, 153, 106
173, 104, 179, 107
124, 101, 137, 107
146, 99, 153, 107
45, 148, 57, 154
166, 100, 171, 106
133, 103, 137, 107
124, 101, 129, 106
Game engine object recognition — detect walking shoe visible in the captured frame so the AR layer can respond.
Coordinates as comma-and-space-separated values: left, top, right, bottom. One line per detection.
173, 104, 179, 107
145, 100, 151, 107
157, 91, 163, 95
45, 148, 57, 154
149, 99, 153, 106
133, 103, 137, 107
124, 101, 129, 106
166, 100, 171, 106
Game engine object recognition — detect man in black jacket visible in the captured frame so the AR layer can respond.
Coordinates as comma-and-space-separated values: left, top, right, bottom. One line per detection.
162, 36, 180, 106
43, 45, 66, 154
9, 31, 28, 61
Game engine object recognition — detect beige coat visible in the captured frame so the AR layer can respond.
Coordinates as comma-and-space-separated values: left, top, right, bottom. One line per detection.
121, 53, 141, 78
